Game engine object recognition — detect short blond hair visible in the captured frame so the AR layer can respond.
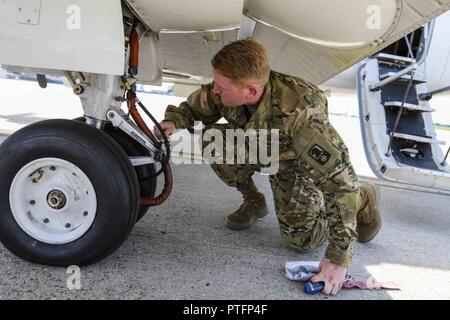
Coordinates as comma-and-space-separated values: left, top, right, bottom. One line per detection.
211, 39, 270, 86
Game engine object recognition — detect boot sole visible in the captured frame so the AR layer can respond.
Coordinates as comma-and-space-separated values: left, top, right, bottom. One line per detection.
225, 220, 254, 230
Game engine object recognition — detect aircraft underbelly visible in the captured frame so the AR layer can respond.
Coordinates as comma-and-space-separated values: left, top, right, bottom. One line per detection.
245, 0, 397, 48
125, 0, 244, 32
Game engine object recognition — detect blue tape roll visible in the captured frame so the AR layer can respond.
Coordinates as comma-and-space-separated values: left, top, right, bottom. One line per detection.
304, 281, 325, 294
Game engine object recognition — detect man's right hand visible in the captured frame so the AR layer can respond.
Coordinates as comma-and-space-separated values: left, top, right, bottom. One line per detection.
154, 121, 176, 140
310, 259, 348, 296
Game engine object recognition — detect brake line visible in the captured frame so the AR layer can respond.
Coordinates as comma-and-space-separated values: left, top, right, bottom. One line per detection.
123, 25, 173, 206
124, 85, 173, 206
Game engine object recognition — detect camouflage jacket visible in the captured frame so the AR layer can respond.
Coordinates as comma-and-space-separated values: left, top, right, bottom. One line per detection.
164, 71, 330, 159
164, 71, 359, 267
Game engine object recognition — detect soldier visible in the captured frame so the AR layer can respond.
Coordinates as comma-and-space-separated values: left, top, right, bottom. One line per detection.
155, 39, 382, 295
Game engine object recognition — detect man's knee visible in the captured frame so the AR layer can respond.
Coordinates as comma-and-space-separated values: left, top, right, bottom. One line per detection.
278, 216, 328, 252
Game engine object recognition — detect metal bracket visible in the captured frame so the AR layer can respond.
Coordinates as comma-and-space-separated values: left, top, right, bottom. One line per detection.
106, 109, 159, 154
129, 156, 155, 167
64, 71, 86, 95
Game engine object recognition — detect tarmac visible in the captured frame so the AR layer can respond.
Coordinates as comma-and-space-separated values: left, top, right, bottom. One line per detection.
0, 160, 449, 300
0, 79, 450, 300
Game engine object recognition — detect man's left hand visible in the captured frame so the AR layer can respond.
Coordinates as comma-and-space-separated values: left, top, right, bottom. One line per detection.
310, 259, 348, 295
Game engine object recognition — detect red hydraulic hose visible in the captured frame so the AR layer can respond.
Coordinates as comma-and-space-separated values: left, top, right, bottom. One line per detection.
127, 91, 173, 206
127, 26, 173, 206
129, 26, 139, 76
127, 92, 159, 145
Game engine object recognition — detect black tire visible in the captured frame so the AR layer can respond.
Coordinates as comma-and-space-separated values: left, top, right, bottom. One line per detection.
74, 117, 157, 222
0, 119, 139, 266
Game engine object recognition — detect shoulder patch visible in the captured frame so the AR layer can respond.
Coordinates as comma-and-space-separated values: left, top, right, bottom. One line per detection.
308, 144, 331, 166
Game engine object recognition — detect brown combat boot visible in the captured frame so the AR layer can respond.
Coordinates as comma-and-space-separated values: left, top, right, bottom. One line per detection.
225, 180, 268, 230
357, 183, 382, 242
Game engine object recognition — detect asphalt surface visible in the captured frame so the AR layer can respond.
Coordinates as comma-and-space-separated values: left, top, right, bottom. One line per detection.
0, 148, 449, 300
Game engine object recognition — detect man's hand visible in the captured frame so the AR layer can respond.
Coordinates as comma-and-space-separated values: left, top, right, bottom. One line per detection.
154, 121, 176, 139
310, 259, 348, 295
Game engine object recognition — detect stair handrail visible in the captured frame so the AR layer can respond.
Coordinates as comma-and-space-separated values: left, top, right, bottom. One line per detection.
369, 21, 435, 91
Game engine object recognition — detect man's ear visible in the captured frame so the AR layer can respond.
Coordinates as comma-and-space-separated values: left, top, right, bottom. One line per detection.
247, 84, 258, 97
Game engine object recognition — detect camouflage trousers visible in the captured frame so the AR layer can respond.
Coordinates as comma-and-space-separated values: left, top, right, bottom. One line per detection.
202, 123, 363, 257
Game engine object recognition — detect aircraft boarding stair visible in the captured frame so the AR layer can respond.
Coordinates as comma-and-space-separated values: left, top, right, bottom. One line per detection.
357, 23, 450, 191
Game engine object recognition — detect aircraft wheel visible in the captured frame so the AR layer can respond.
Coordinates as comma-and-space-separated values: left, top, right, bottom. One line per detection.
0, 119, 139, 266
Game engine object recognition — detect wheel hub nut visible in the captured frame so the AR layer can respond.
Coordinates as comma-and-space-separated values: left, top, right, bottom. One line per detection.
47, 190, 67, 210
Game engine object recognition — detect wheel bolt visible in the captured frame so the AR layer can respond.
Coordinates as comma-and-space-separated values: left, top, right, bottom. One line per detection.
29, 200, 35, 205
43, 218, 49, 224
83, 211, 88, 217
65, 223, 71, 228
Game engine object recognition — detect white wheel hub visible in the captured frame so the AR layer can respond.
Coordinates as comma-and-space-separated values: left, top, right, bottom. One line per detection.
9, 158, 97, 244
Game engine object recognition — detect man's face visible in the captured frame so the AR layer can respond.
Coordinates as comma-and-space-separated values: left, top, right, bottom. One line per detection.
212, 68, 248, 107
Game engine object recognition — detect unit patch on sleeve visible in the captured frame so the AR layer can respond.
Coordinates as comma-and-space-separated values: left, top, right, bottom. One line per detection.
308, 144, 331, 166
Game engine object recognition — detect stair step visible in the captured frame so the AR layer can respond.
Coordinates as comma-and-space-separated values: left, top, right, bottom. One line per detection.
379, 72, 426, 84
384, 101, 433, 112
392, 132, 446, 145
375, 53, 415, 66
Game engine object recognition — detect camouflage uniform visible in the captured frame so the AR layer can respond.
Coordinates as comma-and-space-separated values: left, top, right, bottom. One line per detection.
164, 71, 362, 267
